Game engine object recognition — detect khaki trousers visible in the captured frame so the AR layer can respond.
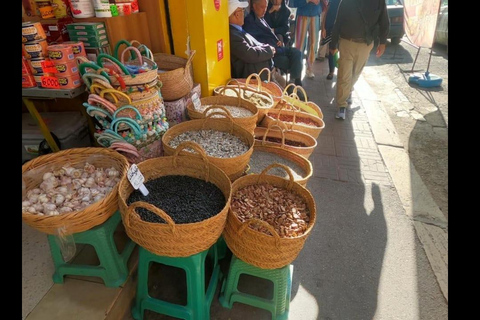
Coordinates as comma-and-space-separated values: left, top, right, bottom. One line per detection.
336, 38, 374, 108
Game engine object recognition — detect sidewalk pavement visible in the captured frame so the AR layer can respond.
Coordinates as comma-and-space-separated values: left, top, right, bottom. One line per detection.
23, 57, 448, 320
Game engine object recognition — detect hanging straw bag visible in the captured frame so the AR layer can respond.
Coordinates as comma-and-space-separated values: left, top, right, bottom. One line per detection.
247, 144, 313, 187
153, 50, 196, 101
186, 91, 259, 134
22, 147, 129, 235
214, 79, 274, 125
162, 113, 255, 181
222, 163, 316, 269
261, 102, 325, 139
254, 121, 318, 159
117, 142, 232, 257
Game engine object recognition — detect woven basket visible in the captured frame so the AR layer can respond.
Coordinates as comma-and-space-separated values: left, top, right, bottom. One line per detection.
22, 147, 129, 235
117, 142, 232, 257
235, 69, 283, 107
247, 144, 313, 187
153, 50, 196, 101
162, 113, 255, 181
223, 163, 316, 269
213, 79, 274, 125
254, 121, 317, 159
261, 104, 325, 139
278, 84, 324, 118
186, 94, 258, 134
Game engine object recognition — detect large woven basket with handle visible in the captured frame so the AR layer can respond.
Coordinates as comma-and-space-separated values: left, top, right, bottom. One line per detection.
223, 163, 316, 269
162, 113, 255, 181
22, 147, 129, 235
153, 50, 196, 101
117, 142, 232, 257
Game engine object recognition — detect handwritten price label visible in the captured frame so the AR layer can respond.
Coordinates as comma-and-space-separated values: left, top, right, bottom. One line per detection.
41, 76, 60, 89
41, 60, 57, 74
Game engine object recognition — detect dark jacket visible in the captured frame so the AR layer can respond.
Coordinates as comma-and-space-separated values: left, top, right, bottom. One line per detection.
229, 24, 274, 79
330, 0, 389, 49
264, 0, 291, 46
243, 11, 286, 54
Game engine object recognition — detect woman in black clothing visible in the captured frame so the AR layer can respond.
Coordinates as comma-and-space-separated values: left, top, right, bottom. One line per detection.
264, 0, 292, 47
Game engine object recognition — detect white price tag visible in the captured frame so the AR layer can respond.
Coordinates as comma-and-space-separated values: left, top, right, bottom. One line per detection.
127, 164, 149, 196
192, 92, 201, 109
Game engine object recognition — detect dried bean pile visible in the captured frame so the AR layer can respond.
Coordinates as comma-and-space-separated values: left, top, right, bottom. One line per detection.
267, 113, 320, 127
168, 130, 249, 158
127, 175, 225, 224
255, 136, 308, 147
194, 104, 254, 118
248, 151, 306, 180
231, 183, 310, 238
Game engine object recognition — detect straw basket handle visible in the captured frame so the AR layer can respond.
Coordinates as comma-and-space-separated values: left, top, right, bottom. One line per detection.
257, 163, 295, 190
203, 105, 234, 119
113, 105, 143, 120
273, 100, 297, 129
263, 122, 287, 148
126, 201, 176, 234
238, 218, 281, 249
218, 79, 243, 98
82, 73, 112, 90
282, 83, 308, 102
100, 88, 133, 105
173, 142, 210, 181
111, 117, 143, 137
113, 39, 134, 59
89, 82, 110, 94
120, 46, 144, 66
109, 141, 140, 159
87, 93, 118, 114
257, 67, 272, 82
245, 73, 262, 92
79, 62, 110, 79
184, 50, 196, 73
97, 53, 133, 77
203, 111, 235, 134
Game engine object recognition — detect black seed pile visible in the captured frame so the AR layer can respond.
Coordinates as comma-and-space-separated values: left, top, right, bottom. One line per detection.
127, 175, 226, 224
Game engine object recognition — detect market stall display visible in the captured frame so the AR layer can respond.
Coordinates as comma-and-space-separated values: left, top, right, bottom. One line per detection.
222, 164, 316, 269
21, 147, 129, 235
117, 142, 232, 257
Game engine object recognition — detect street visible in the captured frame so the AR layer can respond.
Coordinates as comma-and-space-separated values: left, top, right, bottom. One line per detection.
362, 38, 448, 220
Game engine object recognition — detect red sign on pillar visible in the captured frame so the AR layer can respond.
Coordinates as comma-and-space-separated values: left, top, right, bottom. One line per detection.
217, 39, 223, 61
214, 0, 220, 11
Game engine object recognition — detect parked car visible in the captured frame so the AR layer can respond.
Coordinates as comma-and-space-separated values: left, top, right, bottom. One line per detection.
434, 1, 448, 46
373, 0, 405, 45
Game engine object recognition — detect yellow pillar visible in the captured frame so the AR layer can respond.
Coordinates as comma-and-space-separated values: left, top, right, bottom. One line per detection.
168, 0, 231, 97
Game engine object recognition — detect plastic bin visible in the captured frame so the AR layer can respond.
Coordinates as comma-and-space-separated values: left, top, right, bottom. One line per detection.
22, 112, 91, 163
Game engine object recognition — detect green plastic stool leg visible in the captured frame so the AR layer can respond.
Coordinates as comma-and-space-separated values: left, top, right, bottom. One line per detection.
47, 211, 136, 287
218, 255, 293, 320
132, 244, 220, 320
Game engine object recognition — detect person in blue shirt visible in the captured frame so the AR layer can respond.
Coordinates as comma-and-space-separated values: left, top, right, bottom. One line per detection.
289, 0, 324, 79
264, 0, 292, 46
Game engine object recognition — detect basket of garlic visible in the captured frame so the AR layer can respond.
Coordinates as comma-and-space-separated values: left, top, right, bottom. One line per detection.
22, 147, 130, 235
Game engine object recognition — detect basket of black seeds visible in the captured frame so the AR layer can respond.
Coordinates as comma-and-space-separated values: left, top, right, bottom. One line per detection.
118, 142, 232, 257
162, 113, 255, 181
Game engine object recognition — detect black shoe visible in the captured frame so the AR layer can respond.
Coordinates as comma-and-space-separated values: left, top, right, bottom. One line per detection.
326, 73, 333, 80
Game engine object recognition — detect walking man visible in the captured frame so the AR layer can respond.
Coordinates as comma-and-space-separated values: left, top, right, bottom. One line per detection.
329, 0, 389, 119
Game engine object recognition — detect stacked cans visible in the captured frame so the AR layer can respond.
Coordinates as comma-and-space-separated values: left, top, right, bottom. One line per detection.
22, 21, 49, 88
47, 43, 85, 89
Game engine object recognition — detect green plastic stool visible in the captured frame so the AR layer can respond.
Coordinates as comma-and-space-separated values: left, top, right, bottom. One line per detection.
216, 235, 231, 261
218, 255, 293, 320
131, 244, 220, 320
47, 210, 136, 288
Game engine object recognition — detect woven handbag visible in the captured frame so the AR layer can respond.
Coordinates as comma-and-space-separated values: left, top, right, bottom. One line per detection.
117, 142, 232, 257
254, 121, 318, 159
222, 163, 316, 269
186, 94, 259, 134
162, 113, 255, 181
153, 50, 196, 101
22, 147, 129, 235
278, 84, 324, 118
235, 69, 283, 107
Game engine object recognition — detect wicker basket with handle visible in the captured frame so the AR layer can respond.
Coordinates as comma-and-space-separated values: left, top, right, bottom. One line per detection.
186, 93, 258, 134
22, 147, 129, 235
235, 69, 283, 107
162, 113, 255, 181
277, 84, 324, 118
117, 142, 232, 257
222, 163, 316, 269
247, 144, 313, 187
254, 121, 318, 159
153, 50, 196, 101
